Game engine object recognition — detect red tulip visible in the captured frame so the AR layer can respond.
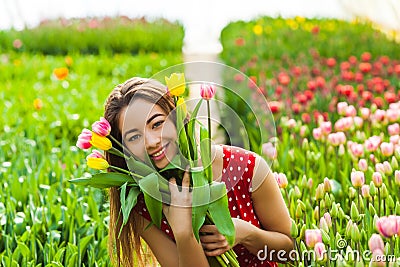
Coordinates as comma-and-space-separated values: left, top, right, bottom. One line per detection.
326, 58, 336, 68
200, 83, 216, 100
361, 52, 372, 62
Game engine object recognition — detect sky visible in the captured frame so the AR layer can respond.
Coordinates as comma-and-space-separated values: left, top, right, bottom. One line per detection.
1, 0, 398, 53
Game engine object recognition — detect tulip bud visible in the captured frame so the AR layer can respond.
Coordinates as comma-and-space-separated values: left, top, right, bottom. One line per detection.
300, 125, 309, 137
369, 203, 377, 216
296, 204, 303, 219
361, 185, 370, 199
290, 219, 299, 238
387, 195, 394, 211
383, 161, 393, 175
345, 219, 353, 238
92, 117, 111, 137
351, 170, 365, 188
350, 202, 360, 222
323, 177, 332, 193
314, 206, 320, 221
358, 158, 368, 172
330, 203, 338, 218
372, 172, 383, 187
316, 184, 325, 201
369, 182, 377, 196
320, 217, 329, 233
380, 183, 388, 199
395, 170, 400, 185
314, 242, 327, 263
395, 201, 400, 215
391, 156, 398, 169
349, 187, 357, 200
288, 149, 295, 162
320, 199, 326, 211
297, 199, 306, 211
351, 223, 361, 242
307, 178, 313, 189
200, 83, 216, 100
338, 144, 345, 156
90, 132, 112, 151
299, 224, 306, 240
324, 194, 331, 209
301, 175, 308, 188
302, 138, 309, 151
294, 186, 302, 199
368, 233, 384, 253
338, 207, 346, 220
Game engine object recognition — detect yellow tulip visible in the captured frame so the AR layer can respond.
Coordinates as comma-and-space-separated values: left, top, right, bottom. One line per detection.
176, 97, 187, 115
165, 73, 186, 97
87, 157, 110, 170
253, 25, 263, 35
90, 132, 112, 150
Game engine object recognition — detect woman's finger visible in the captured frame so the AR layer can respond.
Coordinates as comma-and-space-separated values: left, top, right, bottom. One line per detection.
168, 178, 178, 194
182, 167, 190, 190
199, 224, 219, 233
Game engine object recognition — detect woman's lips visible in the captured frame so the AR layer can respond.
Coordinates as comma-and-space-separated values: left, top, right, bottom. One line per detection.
150, 143, 169, 161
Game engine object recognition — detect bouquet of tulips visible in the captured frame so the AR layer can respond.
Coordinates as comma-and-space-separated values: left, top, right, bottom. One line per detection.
71, 73, 239, 267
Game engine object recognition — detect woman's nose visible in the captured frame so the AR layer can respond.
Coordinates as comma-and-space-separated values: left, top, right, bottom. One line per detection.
145, 131, 161, 148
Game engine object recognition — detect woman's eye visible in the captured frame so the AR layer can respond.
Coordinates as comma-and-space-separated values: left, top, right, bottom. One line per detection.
128, 134, 141, 142
153, 121, 164, 129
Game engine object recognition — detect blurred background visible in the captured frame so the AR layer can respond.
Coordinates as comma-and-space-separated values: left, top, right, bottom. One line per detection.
1, 0, 399, 53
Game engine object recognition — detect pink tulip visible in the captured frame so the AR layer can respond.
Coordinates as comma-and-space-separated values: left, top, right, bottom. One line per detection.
350, 143, 364, 157
337, 102, 348, 115
365, 136, 381, 152
395, 170, 400, 185
358, 159, 368, 172
380, 142, 394, 157
368, 234, 384, 253
353, 116, 363, 129
86, 149, 105, 160
76, 129, 93, 150
388, 123, 400, 136
320, 121, 332, 135
360, 107, 370, 120
361, 185, 370, 198
376, 216, 398, 238
313, 128, 323, 140
200, 83, 216, 100
92, 117, 111, 137
305, 229, 322, 248
274, 172, 288, 189
351, 170, 365, 188
370, 249, 386, 267
373, 109, 386, 122
372, 172, 383, 187
323, 212, 332, 227
300, 125, 308, 137
386, 108, 400, 122
345, 105, 357, 117
389, 135, 400, 145
262, 142, 277, 160
314, 242, 327, 262
382, 161, 392, 175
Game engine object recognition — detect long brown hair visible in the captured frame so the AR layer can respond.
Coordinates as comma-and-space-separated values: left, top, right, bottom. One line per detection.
104, 77, 175, 266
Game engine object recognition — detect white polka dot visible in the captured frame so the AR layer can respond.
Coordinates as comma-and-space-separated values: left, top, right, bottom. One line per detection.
143, 208, 147, 211
238, 166, 241, 171
227, 158, 230, 161
250, 209, 253, 213
242, 194, 246, 198
247, 202, 250, 206
255, 264, 257, 266
245, 168, 248, 172
247, 178, 250, 182
233, 176, 237, 180
238, 186, 241, 190
166, 229, 170, 233
233, 206, 236, 210
223, 169, 226, 173
239, 204, 242, 209
241, 252, 245, 256
229, 197, 232, 202
236, 149, 240, 152
240, 157, 243, 161
245, 259, 248, 263
138, 211, 142, 215
229, 167, 233, 171
235, 196, 238, 200
244, 213, 247, 217
245, 151, 249, 154
248, 160, 251, 164
231, 155, 235, 159
237, 215, 241, 218
222, 153, 225, 157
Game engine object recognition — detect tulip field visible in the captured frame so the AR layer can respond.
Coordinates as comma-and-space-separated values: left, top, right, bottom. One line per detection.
220, 17, 400, 266
1, 15, 400, 267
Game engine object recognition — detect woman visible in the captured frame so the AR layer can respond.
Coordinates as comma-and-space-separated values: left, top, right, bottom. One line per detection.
105, 77, 293, 266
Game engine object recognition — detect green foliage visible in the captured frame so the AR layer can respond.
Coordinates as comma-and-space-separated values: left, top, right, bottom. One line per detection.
0, 17, 184, 55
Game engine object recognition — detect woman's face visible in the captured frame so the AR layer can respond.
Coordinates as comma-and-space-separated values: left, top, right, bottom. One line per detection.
119, 98, 178, 169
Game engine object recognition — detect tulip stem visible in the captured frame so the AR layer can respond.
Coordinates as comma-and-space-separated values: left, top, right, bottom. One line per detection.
109, 165, 143, 180
377, 187, 381, 216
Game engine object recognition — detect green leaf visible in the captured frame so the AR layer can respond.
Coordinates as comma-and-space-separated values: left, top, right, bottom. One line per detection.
200, 125, 212, 183
126, 156, 155, 178
187, 99, 203, 161
120, 183, 141, 226
208, 182, 235, 246
69, 173, 135, 189
139, 173, 163, 228
191, 168, 210, 242
176, 101, 190, 161
79, 235, 93, 259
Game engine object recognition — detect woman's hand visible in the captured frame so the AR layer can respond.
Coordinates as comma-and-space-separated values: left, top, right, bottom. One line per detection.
162, 170, 193, 237
199, 218, 249, 256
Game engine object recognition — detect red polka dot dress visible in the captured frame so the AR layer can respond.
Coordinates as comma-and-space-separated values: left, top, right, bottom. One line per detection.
133, 145, 277, 267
